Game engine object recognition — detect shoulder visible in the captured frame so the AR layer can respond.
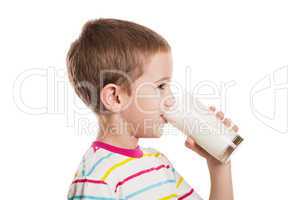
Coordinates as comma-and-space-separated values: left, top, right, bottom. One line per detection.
140, 147, 174, 166
140, 146, 164, 157
73, 147, 119, 180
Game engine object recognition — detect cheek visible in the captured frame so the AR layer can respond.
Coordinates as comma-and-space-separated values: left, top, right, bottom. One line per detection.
121, 87, 164, 136
136, 96, 160, 115
134, 86, 161, 115
121, 99, 164, 137
121, 95, 160, 123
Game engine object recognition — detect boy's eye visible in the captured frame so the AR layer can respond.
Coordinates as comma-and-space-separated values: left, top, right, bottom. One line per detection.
157, 83, 166, 90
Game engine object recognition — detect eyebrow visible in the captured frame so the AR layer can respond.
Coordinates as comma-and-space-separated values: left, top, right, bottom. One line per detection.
154, 76, 171, 83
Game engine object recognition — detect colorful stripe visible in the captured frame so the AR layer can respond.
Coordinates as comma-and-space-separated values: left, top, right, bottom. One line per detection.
101, 153, 161, 181
68, 143, 202, 199
74, 170, 79, 178
101, 157, 136, 181
72, 178, 107, 185
176, 176, 184, 188
124, 179, 176, 199
158, 193, 178, 200
114, 164, 170, 192
178, 188, 194, 200
143, 152, 161, 157
86, 153, 114, 176
68, 195, 115, 200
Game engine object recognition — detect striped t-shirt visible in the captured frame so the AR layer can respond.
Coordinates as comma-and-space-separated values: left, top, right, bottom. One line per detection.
67, 140, 203, 200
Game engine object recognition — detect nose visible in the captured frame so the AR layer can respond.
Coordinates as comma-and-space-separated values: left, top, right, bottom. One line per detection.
164, 95, 175, 108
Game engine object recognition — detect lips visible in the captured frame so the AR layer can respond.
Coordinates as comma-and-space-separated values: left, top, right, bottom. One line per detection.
160, 114, 168, 123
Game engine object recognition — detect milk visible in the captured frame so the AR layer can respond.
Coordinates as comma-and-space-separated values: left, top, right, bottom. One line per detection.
163, 92, 243, 163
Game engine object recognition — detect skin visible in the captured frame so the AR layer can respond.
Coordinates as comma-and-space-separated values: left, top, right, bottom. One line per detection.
186, 105, 239, 200
97, 51, 239, 200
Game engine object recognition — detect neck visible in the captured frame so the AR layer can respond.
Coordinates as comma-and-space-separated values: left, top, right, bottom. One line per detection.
96, 115, 139, 149
96, 132, 139, 149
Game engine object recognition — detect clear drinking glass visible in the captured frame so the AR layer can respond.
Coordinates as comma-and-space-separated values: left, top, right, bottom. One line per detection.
163, 92, 243, 163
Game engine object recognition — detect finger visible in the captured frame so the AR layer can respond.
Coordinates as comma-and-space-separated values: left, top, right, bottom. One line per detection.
186, 136, 195, 146
223, 118, 232, 127
216, 111, 224, 120
208, 106, 216, 113
184, 136, 214, 159
232, 124, 239, 132
185, 138, 194, 148
187, 140, 211, 157
185, 136, 202, 153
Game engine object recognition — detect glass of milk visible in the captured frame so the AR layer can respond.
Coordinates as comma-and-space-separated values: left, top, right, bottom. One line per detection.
162, 91, 243, 163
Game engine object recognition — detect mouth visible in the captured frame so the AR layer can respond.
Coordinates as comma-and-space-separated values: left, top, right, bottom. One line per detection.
160, 114, 168, 123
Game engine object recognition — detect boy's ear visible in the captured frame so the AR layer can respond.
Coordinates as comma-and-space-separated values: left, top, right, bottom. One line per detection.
100, 83, 128, 113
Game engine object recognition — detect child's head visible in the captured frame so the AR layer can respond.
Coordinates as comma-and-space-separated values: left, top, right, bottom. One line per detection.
67, 18, 174, 138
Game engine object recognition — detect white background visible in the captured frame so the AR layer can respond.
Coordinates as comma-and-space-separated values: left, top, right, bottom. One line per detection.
1, 0, 299, 199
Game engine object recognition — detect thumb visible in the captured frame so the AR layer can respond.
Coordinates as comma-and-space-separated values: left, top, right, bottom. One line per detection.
184, 136, 212, 159
184, 136, 196, 149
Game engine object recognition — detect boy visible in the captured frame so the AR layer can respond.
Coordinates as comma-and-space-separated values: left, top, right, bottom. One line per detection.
66, 18, 239, 200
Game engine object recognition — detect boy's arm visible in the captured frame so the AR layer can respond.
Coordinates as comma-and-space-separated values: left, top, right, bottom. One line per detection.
185, 136, 234, 200
184, 106, 238, 200
207, 160, 234, 200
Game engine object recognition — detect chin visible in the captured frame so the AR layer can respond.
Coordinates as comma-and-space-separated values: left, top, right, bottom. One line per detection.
152, 132, 162, 138
153, 128, 164, 138
135, 121, 165, 138
138, 129, 163, 138
139, 133, 161, 138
